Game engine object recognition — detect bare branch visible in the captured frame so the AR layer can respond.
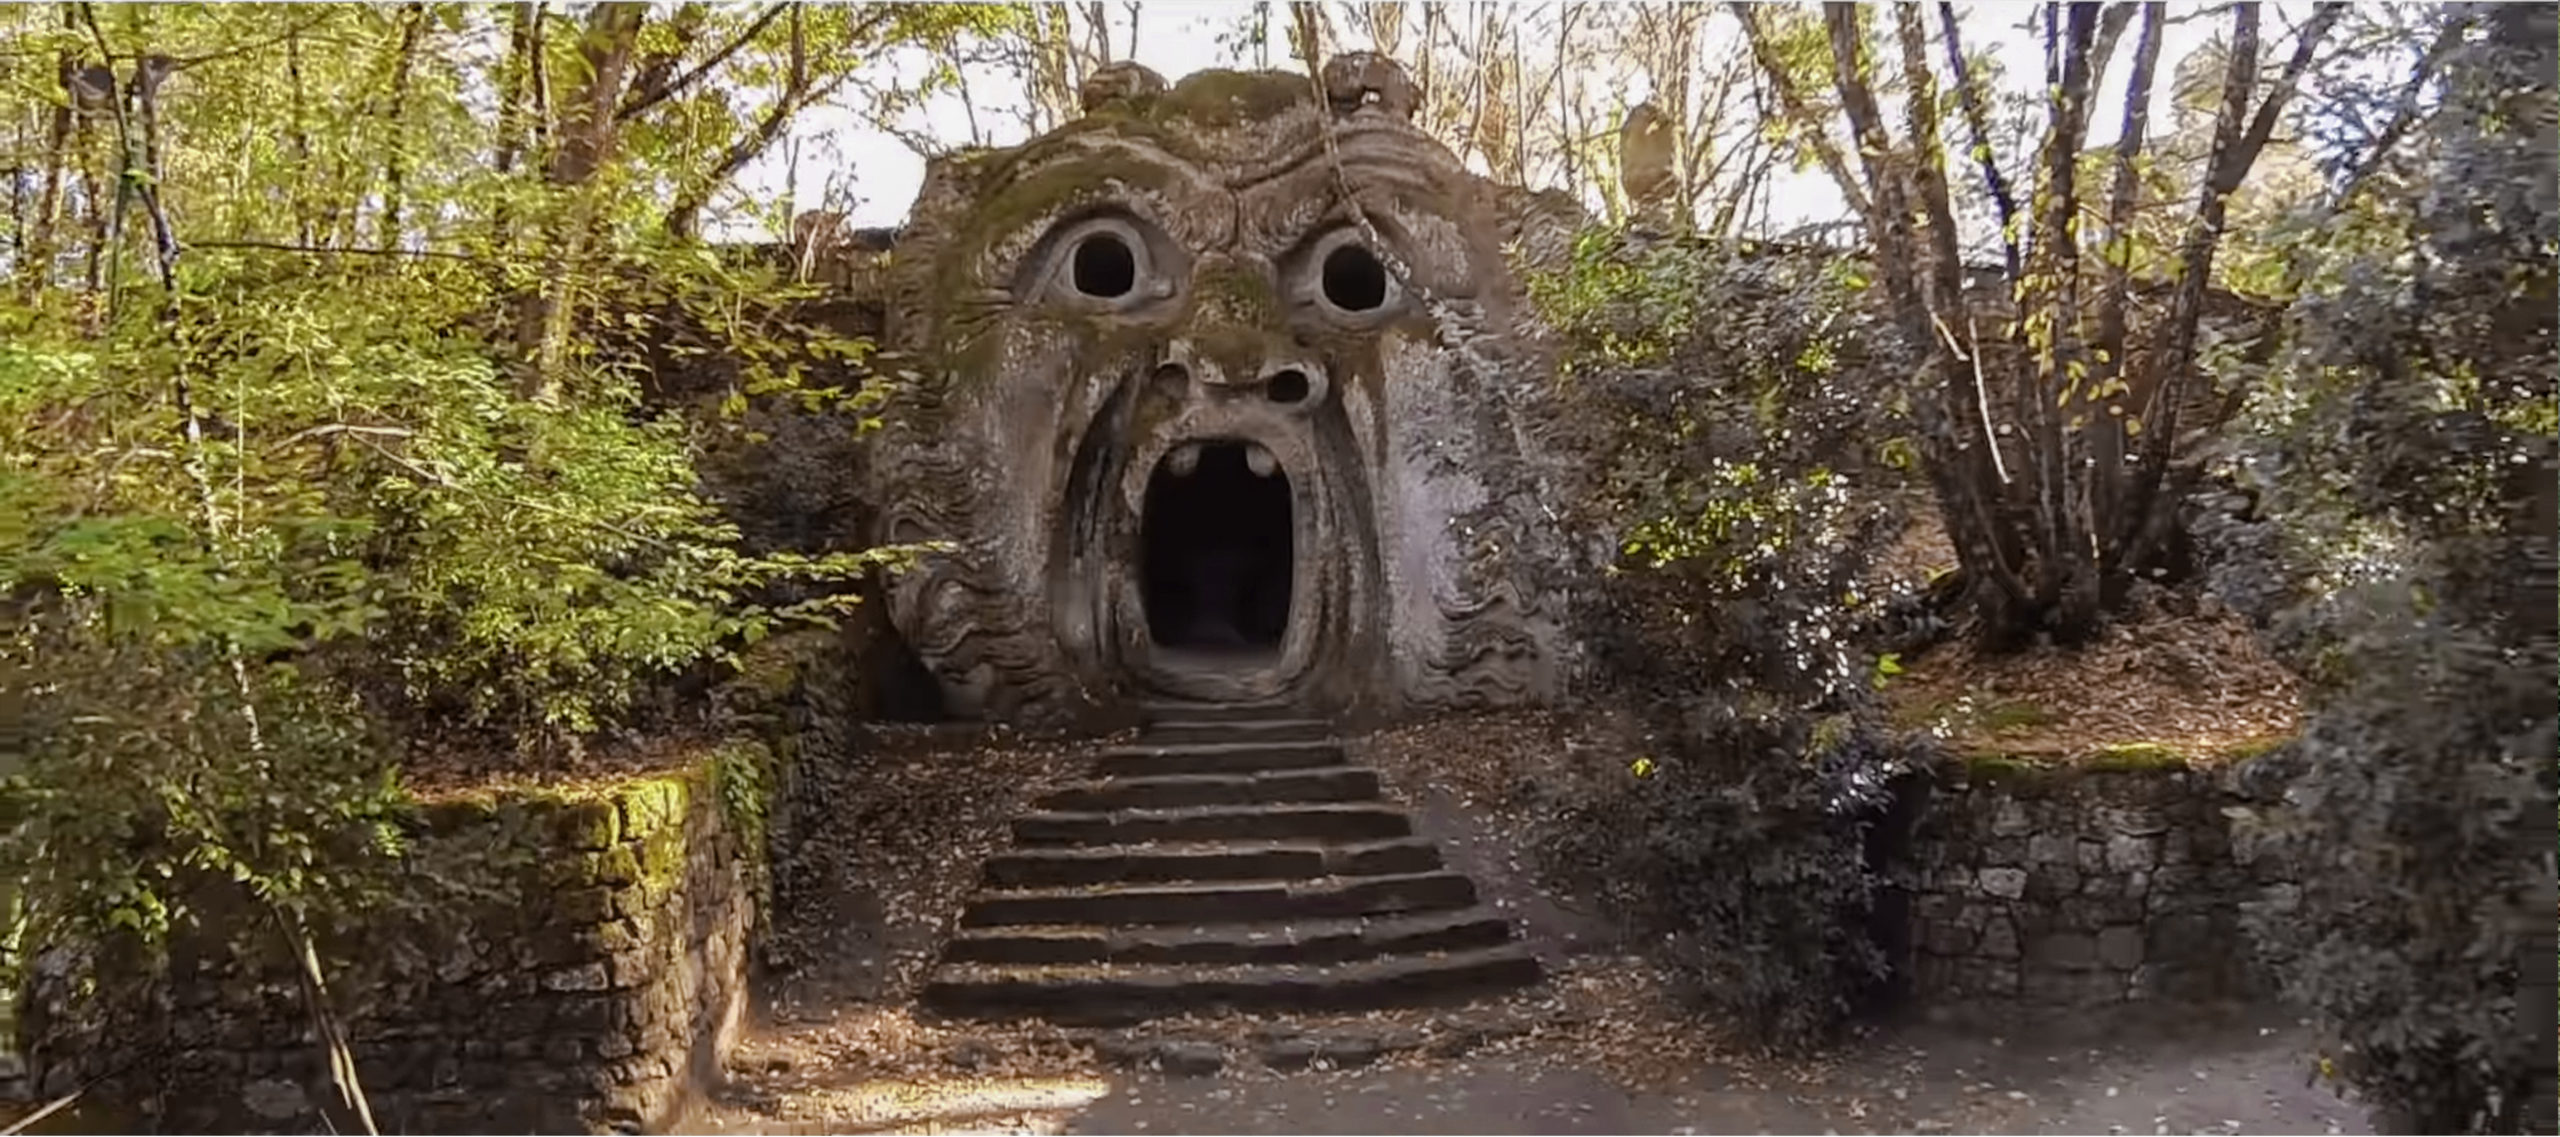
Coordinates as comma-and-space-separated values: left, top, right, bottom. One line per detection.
1728, 2, 1875, 225
2320, 8, 2468, 220
615, 3, 785, 123
1937, 0, 2022, 279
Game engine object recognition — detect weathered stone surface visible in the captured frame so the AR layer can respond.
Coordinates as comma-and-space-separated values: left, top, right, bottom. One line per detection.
869, 55, 1578, 727
24, 760, 759, 1135
1903, 760, 2300, 1012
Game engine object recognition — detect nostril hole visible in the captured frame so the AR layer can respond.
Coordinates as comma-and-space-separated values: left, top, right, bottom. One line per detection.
1151, 362, 1189, 397
1265, 370, 1310, 405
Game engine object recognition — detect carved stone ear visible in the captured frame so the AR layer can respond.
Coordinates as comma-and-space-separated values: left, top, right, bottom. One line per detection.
1321, 52, 1416, 120
1079, 61, 1168, 113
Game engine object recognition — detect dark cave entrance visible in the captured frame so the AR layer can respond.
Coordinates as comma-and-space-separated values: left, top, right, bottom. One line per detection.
1141, 441, 1294, 656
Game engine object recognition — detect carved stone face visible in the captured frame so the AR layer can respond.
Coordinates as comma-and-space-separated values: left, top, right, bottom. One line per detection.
872, 56, 1574, 726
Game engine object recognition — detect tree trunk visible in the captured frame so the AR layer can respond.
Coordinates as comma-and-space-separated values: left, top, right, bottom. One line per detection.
2086, 2, 2164, 598
512, 1, 645, 399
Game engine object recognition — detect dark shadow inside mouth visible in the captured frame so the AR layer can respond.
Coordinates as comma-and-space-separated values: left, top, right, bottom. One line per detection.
1140, 441, 1292, 654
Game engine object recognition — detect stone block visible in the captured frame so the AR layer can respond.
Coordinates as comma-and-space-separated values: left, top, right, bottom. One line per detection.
588, 845, 643, 887
2028, 931, 2098, 971
2105, 833, 2158, 872
2100, 805, 2168, 837
1991, 799, 2032, 837
553, 799, 622, 851
2027, 832, 2075, 865
1984, 837, 2027, 867
1978, 867, 2028, 899
543, 962, 610, 993
2096, 925, 2145, 970
558, 886, 616, 926
2076, 839, 2107, 873
2146, 911, 2221, 963
1980, 916, 2020, 960
1923, 919, 1976, 956
2027, 864, 2081, 900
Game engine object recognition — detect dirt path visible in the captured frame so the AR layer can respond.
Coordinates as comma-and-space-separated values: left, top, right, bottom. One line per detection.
705, 720, 2373, 1136
696, 968, 2370, 1136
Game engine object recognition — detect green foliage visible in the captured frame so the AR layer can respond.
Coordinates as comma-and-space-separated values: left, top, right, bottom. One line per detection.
2232, 10, 2558, 1132
1521, 226, 1922, 1049
0, 1, 950, 1051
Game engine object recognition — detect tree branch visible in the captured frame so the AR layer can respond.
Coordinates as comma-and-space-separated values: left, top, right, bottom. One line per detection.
615, 2, 784, 123
2320, 8, 2468, 222
1729, 2, 1875, 226
1937, 1, 2022, 279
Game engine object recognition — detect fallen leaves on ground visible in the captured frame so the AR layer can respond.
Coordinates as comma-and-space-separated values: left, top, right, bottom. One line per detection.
1885, 592, 2303, 766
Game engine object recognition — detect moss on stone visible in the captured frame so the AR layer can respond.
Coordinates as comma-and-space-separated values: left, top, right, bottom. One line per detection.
617, 776, 692, 842
552, 798, 622, 851
1959, 752, 2045, 784
2082, 741, 2190, 772
588, 844, 643, 888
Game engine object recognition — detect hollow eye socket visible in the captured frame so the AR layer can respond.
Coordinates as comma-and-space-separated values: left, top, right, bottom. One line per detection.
1039, 217, 1161, 308
1320, 243, 1390, 312
1071, 232, 1137, 299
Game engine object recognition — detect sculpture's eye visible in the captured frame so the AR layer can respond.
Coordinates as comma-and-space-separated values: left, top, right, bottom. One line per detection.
1071, 232, 1137, 299
1300, 229, 1403, 322
1036, 216, 1165, 310
1321, 243, 1390, 312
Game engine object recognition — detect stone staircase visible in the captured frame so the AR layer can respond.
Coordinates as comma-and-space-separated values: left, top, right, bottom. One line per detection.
921, 701, 1543, 1023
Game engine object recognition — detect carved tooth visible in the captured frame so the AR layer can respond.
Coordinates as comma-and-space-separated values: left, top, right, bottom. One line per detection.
1168, 443, 1202, 477
1246, 443, 1278, 478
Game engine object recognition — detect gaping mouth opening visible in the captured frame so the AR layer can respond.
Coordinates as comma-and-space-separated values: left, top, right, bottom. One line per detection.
1141, 440, 1292, 655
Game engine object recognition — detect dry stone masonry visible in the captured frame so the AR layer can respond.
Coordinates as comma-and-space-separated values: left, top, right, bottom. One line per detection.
1901, 756, 2297, 1009
18, 759, 758, 1134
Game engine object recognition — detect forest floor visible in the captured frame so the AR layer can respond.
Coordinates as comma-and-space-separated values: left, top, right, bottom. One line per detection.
694, 692, 2363, 1137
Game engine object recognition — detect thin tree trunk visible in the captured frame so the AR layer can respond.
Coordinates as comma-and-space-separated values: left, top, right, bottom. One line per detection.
2086, 2, 2164, 586
1894, 0, 2037, 635
377, 2, 428, 249
1936, 0, 2021, 279
490, 3, 537, 246
2117, 2, 2344, 571
513, 1, 645, 398
2017, 2, 2100, 630
17, 15, 75, 298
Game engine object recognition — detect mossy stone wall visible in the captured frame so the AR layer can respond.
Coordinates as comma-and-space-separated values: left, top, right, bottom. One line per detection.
19, 756, 759, 1134
1899, 756, 2298, 1009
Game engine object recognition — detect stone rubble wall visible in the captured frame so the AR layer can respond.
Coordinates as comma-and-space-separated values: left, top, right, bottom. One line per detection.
19, 759, 758, 1134
1902, 758, 2294, 1008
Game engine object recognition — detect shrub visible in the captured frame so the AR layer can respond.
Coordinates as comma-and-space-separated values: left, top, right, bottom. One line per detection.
1522, 227, 1921, 1048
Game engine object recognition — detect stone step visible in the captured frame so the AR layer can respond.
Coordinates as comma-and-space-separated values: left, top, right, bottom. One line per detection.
1096, 740, 1345, 778
957, 871, 1477, 928
1012, 803, 1411, 846
921, 943, 1545, 1022
983, 838, 1442, 888
1138, 718, 1335, 746
942, 907, 1515, 966
1035, 768, 1381, 812
1139, 699, 1301, 724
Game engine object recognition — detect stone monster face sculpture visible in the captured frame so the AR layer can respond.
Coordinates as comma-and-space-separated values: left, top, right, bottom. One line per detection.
872, 55, 1572, 726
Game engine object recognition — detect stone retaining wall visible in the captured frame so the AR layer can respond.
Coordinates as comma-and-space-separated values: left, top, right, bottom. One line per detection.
1900, 756, 2293, 1008
19, 749, 763, 1133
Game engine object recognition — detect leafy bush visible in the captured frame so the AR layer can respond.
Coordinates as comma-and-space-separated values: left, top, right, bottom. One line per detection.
2233, 9, 2557, 1132
1523, 227, 1922, 1048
